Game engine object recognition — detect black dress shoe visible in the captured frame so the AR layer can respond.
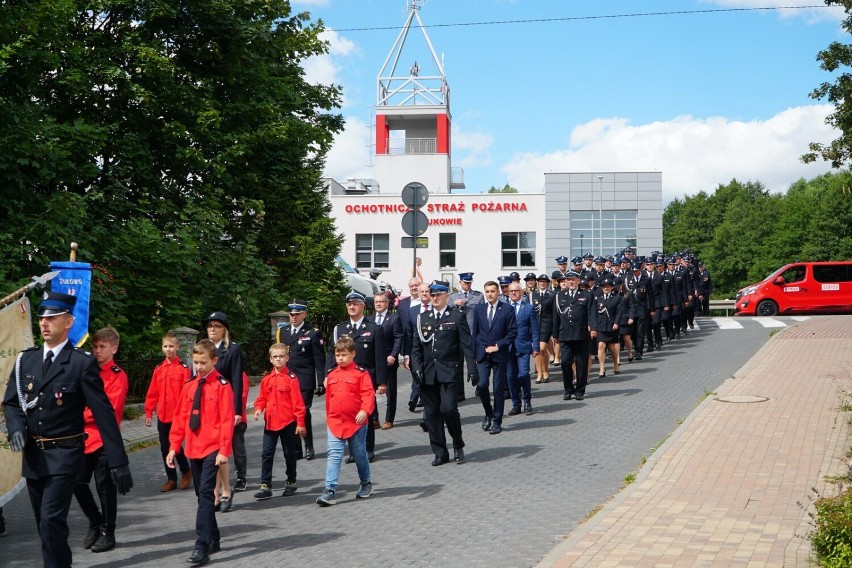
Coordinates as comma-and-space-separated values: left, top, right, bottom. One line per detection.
345, 455, 356, 464
481, 415, 492, 431
187, 548, 209, 565
305, 447, 315, 460
408, 401, 417, 413
419, 421, 428, 432
575, 393, 585, 401
524, 404, 533, 415
489, 422, 502, 435
209, 541, 221, 554
507, 406, 521, 416
431, 456, 450, 466
91, 531, 115, 553
635, 354, 643, 361
563, 393, 573, 400
454, 448, 465, 463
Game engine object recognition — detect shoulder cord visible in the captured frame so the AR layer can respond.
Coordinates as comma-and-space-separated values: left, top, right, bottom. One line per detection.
16, 352, 38, 414
415, 311, 435, 344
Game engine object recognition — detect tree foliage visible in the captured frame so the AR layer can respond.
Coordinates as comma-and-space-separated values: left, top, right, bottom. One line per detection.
0, 1, 347, 350
487, 183, 519, 193
663, 173, 852, 297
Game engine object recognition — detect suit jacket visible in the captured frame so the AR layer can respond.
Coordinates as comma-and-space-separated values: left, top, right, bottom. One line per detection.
470, 301, 517, 364
397, 296, 414, 358
645, 270, 662, 310
448, 288, 484, 328
373, 311, 403, 365
552, 289, 592, 342
277, 322, 325, 391
410, 307, 473, 385
404, 300, 432, 360
328, 319, 387, 386
3, 343, 129, 478
624, 273, 651, 317
509, 301, 540, 356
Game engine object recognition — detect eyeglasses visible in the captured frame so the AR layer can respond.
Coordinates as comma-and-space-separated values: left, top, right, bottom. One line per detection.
207, 323, 225, 329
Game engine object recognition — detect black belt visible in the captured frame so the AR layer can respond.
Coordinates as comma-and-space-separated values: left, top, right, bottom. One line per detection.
31, 433, 86, 449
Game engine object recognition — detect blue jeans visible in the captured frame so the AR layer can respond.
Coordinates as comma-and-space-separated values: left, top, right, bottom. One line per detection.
325, 425, 370, 491
477, 355, 508, 422
507, 353, 532, 408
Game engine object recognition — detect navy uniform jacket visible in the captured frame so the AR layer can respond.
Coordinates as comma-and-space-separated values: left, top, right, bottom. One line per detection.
328, 320, 387, 387
590, 293, 624, 333
3, 344, 129, 478
697, 269, 713, 297
624, 273, 651, 317
410, 308, 473, 385
660, 271, 675, 307
470, 301, 517, 364
673, 267, 689, 306
278, 322, 325, 391
551, 289, 592, 342
215, 341, 244, 416
645, 270, 663, 310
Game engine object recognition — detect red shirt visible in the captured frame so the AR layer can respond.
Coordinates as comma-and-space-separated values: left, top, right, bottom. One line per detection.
325, 362, 375, 439
254, 367, 306, 431
83, 360, 129, 454
144, 356, 191, 423
169, 369, 235, 459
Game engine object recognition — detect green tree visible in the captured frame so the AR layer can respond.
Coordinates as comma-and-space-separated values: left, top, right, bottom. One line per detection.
0, 1, 345, 349
487, 183, 519, 193
803, 0, 852, 168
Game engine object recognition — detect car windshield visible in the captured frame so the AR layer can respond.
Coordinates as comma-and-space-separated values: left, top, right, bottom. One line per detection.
336, 256, 357, 274
762, 265, 788, 283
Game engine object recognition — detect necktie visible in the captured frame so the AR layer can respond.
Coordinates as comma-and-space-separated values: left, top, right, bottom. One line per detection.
512, 302, 519, 314
422, 303, 429, 313
488, 304, 494, 325
189, 376, 206, 432
43, 350, 54, 376
464, 291, 468, 299
376, 313, 383, 326
435, 310, 442, 320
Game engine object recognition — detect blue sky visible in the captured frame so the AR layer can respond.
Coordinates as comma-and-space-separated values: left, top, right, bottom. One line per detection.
294, 0, 845, 202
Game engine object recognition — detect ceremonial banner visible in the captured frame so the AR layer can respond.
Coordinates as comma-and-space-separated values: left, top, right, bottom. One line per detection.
49, 261, 92, 346
0, 297, 34, 507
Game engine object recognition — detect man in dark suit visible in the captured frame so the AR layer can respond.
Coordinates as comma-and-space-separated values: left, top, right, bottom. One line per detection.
551, 271, 593, 401
328, 291, 387, 462
624, 261, 651, 360
470, 281, 517, 434
372, 292, 403, 429
4, 292, 133, 568
410, 281, 473, 465
397, 277, 421, 372
506, 282, 540, 416
403, 281, 431, 412
276, 299, 326, 460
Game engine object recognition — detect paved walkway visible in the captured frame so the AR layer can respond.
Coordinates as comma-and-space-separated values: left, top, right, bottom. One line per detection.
537, 315, 852, 567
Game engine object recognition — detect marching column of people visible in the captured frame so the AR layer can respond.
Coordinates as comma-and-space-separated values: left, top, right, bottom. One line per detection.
2, 250, 710, 563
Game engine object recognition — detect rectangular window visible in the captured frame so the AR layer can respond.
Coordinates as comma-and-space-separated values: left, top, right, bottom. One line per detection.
569, 211, 637, 257
355, 233, 389, 269
439, 233, 456, 269
813, 264, 851, 283
501, 232, 536, 268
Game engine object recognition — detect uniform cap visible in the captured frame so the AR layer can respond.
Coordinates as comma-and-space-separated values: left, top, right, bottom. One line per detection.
524, 272, 537, 281
600, 277, 614, 287
38, 291, 77, 317
594, 256, 605, 264
429, 280, 450, 293
458, 272, 474, 282
202, 311, 230, 330
551, 269, 564, 280
631, 260, 643, 270
555, 256, 569, 264
345, 291, 366, 304
565, 270, 581, 279
497, 275, 512, 286
537, 273, 550, 282
288, 299, 308, 313
571, 256, 583, 265
583, 253, 594, 260
509, 271, 521, 281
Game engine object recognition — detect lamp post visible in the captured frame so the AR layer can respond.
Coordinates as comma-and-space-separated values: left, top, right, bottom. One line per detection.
597, 175, 604, 256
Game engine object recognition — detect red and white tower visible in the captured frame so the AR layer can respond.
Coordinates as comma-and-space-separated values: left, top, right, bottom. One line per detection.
374, 0, 464, 194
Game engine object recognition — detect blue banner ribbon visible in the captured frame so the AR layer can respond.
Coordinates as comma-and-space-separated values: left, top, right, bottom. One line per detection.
49, 261, 92, 346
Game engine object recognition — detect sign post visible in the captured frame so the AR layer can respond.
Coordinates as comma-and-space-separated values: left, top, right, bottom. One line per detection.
400, 182, 429, 278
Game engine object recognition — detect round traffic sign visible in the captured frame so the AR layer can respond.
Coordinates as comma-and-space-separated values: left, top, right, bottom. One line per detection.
401, 210, 429, 237
401, 182, 429, 208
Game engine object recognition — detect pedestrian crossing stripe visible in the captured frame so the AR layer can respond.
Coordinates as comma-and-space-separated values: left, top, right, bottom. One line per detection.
754, 318, 787, 328
692, 316, 811, 330
714, 317, 743, 329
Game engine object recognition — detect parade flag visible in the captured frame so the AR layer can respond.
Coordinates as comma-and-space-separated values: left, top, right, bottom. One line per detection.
0, 296, 34, 507
49, 261, 92, 346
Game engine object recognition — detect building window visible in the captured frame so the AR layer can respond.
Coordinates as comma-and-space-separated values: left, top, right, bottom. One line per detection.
569, 211, 637, 257
439, 233, 456, 269
355, 234, 389, 269
502, 232, 536, 268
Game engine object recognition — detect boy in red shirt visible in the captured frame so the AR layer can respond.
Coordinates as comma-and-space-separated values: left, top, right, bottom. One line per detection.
73, 326, 129, 553
167, 339, 234, 566
316, 337, 375, 506
252, 343, 306, 500
144, 331, 192, 492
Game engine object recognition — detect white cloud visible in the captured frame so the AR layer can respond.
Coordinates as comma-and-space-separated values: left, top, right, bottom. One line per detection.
501, 104, 838, 203
302, 29, 360, 107
452, 126, 494, 168
323, 116, 374, 182
700, 0, 844, 22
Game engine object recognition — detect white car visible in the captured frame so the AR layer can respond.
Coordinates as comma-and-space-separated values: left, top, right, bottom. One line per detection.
336, 256, 386, 308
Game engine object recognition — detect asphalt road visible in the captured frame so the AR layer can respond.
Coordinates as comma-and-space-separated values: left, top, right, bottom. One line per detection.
1, 316, 795, 567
